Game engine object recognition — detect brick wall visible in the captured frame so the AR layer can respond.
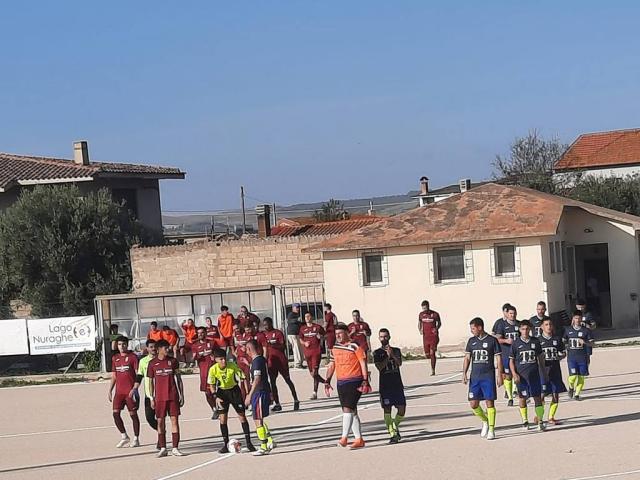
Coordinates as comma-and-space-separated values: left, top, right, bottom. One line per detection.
131, 236, 327, 292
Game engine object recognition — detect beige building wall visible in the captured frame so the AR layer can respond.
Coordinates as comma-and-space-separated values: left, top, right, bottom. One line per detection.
131, 236, 326, 292
322, 239, 546, 351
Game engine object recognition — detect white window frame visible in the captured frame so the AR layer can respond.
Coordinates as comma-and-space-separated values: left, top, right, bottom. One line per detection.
431, 245, 473, 284
357, 250, 389, 287
492, 243, 521, 278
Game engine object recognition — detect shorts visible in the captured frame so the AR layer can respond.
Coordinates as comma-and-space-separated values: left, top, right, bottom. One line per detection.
305, 353, 321, 373
155, 399, 180, 418
501, 353, 511, 375
217, 386, 246, 414
423, 337, 439, 356
516, 372, 543, 398
543, 369, 567, 395
468, 377, 497, 401
182, 342, 194, 353
268, 354, 290, 378
567, 358, 589, 376
380, 389, 406, 408
337, 380, 363, 410
113, 393, 139, 412
251, 391, 270, 420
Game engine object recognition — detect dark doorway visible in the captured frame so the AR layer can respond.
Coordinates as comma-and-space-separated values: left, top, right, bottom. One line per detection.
575, 243, 612, 328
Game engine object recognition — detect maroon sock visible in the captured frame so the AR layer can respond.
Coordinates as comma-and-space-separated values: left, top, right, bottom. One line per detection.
158, 432, 166, 449
113, 412, 126, 434
131, 413, 140, 437
172, 432, 180, 448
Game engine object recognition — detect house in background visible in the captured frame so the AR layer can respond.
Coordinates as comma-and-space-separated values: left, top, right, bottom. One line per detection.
311, 183, 640, 350
0, 141, 185, 234
554, 128, 640, 181
413, 176, 487, 206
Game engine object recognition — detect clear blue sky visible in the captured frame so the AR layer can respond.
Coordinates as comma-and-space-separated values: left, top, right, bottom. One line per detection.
1, 2, 639, 212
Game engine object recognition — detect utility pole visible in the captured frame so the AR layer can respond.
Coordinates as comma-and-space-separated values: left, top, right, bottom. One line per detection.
240, 186, 247, 235
272, 203, 277, 226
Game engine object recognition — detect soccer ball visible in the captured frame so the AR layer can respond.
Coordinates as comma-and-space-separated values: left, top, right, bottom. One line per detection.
228, 438, 241, 453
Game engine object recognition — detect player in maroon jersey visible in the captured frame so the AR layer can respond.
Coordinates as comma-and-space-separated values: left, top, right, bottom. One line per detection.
205, 317, 222, 344
348, 310, 372, 353
148, 339, 185, 457
232, 324, 252, 398
418, 300, 442, 376
262, 317, 300, 411
237, 306, 261, 331
108, 336, 141, 448
324, 303, 337, 354
192, 327, 217, 417
299, 313, 327, 400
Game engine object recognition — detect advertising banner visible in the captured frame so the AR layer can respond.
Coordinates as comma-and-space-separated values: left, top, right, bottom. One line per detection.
27, 316, 96, 355
0, 319, 29, 356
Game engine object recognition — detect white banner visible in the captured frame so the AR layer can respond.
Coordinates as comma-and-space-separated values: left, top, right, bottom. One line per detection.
0, 319, 29, 356
27, 316, 96, 355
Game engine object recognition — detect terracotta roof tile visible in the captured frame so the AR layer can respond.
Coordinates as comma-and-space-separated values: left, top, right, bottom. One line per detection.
0, 152, 184, 191
271, 217, 382, 237
309, 183, 640, 251
555, 128, 640, 170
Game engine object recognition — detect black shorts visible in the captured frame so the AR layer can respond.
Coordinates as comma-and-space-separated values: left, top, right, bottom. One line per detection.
217, 386, 246, 414
337, 380, 362, 410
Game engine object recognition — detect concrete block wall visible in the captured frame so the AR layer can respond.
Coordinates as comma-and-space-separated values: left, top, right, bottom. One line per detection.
130, 236, 327, 292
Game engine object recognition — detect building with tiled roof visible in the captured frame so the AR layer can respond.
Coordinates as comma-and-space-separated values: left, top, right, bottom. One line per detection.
0, 141, 184, 233
270, 216, 382, 237
310, 183, 640, 349
554, 128, 640, 179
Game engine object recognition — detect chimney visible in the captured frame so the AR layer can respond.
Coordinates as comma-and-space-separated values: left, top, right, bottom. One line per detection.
459, 178, 471, 193
73, 141, 90, 165
367, 200, 375, 216
419, 176, 429, 195
256, 204, 272, 238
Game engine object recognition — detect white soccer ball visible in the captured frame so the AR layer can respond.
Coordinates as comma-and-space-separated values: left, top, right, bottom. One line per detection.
228, 438, 241, 453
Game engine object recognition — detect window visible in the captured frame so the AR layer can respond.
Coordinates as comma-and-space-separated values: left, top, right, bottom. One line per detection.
549, 240, 564, 274
435, 248, 465, 282
549, 242, 556, 274
495, 245, 516, 276
364, 254, 384, 285
555, 241, 563, 272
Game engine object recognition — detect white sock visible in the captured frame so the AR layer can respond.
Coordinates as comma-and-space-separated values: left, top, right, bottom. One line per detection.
351, 414, 362, 439
342, 412, 354, 438
121, 433, 129, 440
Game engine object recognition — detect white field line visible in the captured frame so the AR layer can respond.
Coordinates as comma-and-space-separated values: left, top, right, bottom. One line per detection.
561, 469, 640, 480
154, 453, 234, 480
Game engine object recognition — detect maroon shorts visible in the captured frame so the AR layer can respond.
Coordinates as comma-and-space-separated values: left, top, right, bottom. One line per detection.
423, 337, 439, 356
155, 399, 180, 418
305, 353, 321, 373
268, 354, 290, 378
113, 393, 139, 412
326, 332, 336, 350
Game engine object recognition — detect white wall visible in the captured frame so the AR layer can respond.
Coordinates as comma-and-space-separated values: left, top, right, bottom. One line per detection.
554, 165, 640, 185
322, 239, 547, 351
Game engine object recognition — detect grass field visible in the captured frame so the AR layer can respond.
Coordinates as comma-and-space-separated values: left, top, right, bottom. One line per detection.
1, 346, 639, 480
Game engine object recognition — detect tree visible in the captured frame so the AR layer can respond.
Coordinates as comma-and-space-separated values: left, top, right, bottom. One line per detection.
567, 175, 640, 216
0, 185, 149, 318
493, 130, 568, 193
313, 199, 350, 222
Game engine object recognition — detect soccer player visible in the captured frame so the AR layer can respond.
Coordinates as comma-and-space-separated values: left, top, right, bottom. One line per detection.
108, 336, 141, 448
161, 325, 180, 359
509, 320, 547, 431
180, 318, 197, 366
208, 348, 255, 453
462, 318, 502, 440
348, 310, 372, 353
373, 328, 406, 444
237, 306, 261, 331
205, 317, 224, 346
134, 339, 158, 437
576, 298, 596, 365
262, 317, 300, 411
232, 324, 252, 379
148, 339, 185, 457
245, 340, 275, 456
529, 301, 550, 338
537, 318, 566, 425
147, 321, 163, 342
192, 327, 217, 416
218, 306, 235, 348
564, 310, 595, 401
325, 323, 370, 449
299, 313, 327, 400
418, 300, 442, 376
492, 303, 519, 406
324, 303, 337, 353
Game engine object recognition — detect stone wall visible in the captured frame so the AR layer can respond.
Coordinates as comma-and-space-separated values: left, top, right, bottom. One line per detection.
131, 236, 327, 292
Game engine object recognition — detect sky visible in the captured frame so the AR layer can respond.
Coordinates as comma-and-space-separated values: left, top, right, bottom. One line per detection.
1, 1, 640, 212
